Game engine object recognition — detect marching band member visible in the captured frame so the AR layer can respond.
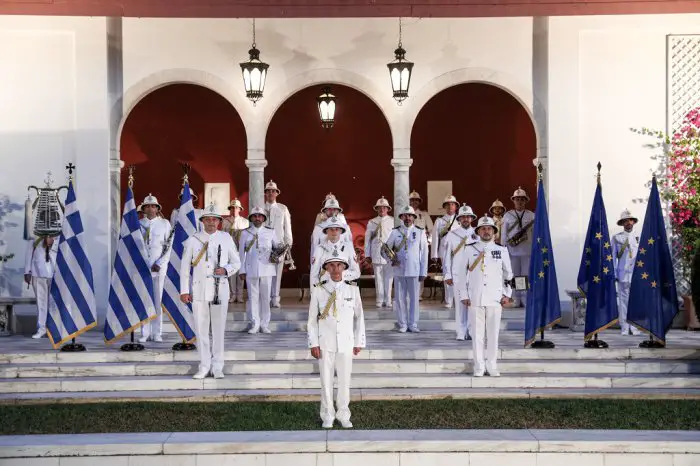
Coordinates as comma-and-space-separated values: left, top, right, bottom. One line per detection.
222, 198, 249, 303
489, 199, 506, 246
311, 198, 352, 261
459, 215, 513, 377
310, 217, 360, 286
385, 206, 428, 333
409, 190, 433, 301
431, 195, 460, 308
170, 187, 204, 231
307, 256, 366, 429
612, 209, 642, 336
264, 181, 293, 309
24, 235, 58, 339
501, 187, 535, 308
314, 193, 344, 226
364, 196, 395, 308
443, 204, 478, 341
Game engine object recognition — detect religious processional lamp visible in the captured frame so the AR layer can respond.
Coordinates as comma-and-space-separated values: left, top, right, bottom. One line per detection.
386, 17, 414, 105
240, 18, 269, 106
317, 86, 336, 129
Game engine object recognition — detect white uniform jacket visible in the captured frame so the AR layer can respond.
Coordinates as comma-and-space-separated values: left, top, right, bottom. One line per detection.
612, 230, 639, 283
501, 209, 535, 256
140, 216, 172, 270
222, 215, 249, 248
307, 280, 366, 353
170, 208, 204, 232
385, 225, 429, 278
431, 214, 460, 260
265, 202, 293, 245
459, 241, 514, 307
238, 226, 279, 278
24, 239, 58, 278
415, 209, 434, 243
180, 230, 241, 302
310, 239, 361, 286
364, 215, 395, 264
311, 221, 353, 262
442, 227, 478, 282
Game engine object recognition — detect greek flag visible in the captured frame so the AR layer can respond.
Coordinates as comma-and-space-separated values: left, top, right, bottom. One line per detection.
47, 180, 97, 348
104, 186, 156, 343
161, 182, 197, 342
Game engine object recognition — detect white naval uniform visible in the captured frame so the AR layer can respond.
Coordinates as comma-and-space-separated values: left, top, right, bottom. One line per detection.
612, 230, 640, 334
459, 240, 513, 374
139, 216, 172, 340
180, 230, 240, 373
265, 202, 293, 307
223, 215, 249, 302
311, 215, 353, 263
501, 209, 535, 306
414, 209, 433, 300
310, 239, 360, 287
386, 225, 429, 330
442, 226, 478, 340
24, 238, 58, 334
307, 279, 366, 424
170, 208, 204, 232
239, 225, 279, 330
432, 214, 460, 306
364, 215, 396, 306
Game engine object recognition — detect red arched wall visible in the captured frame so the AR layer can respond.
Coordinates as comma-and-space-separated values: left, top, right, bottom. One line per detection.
120, 84, 248, 216
411, 83, 537, 218
266, 85, 393, 285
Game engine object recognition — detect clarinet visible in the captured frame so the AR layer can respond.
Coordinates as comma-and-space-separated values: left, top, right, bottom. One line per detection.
213, 245, 222, 305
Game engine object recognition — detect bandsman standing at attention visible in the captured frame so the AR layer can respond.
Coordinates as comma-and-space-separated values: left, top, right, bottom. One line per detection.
264, 181, 293, 309
384, 206, 428, 333
409, 190, 433, 301
222, 198, 249, 304
139, 194, 172, 343
180, 203, 241, 379
307, 256, 366, 429
489, 199, 506, 245
443, 204, 478, 341
501, 187, 535, 308
612, 209, 642, 336
24, 235, 58, 339
170, 186, 204, 231
311, 217, 360, 286
459, 215, 513, 377
364, 196, 395, 308
239, 206, 281, 334
311, 198, 352, 261
431, 195, 460, 308
314, 193, 345, 226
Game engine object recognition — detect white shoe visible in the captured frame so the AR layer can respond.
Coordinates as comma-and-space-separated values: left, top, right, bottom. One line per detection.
153, 335, 163, 343
229, 297, 235, 303
631, 329, 641, 336
261, 327, 272, 334
138, 336, 149, 343
486, 369, 500, 377
621, 329, 630, 336
456, 335, 466, 341
473, 369, 485, 377
322, 420, 334, 429
339, 419, 353, 429
271, 302, 281, 309
248, 326, 260, 334
398, 327, 407, 333
409, 326, 420, 333
193, 369, 209, 379
444, 303, 453, 309
376, 303, 383, 308
31, 330, 46, 339
385, 302, 392, 308
213, 369, 224, 379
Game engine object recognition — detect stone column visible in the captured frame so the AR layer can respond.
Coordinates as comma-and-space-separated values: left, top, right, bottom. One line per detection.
246, 154, 267, 211
391, 151, 413, 220
107, 17, 123, 262
532, 16, 550, 195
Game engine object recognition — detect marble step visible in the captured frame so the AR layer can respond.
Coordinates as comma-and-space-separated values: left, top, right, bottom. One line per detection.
1, 373, 700, 393
2, 358, 700, 378
223, 308, 465, 321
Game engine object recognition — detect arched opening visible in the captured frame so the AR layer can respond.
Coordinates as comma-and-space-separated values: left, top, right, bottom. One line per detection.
410, 82, 537, 217
265, 84, 393, 285
120, 83, 248, 216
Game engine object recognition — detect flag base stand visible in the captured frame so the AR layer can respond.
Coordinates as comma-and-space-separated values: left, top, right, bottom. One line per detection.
584, 334, 608, 349
639, 339, 665, 349
120, 331, 144, 352
60, 338, 86, 352
530, 331, 555, 349
172, 342, 196, 351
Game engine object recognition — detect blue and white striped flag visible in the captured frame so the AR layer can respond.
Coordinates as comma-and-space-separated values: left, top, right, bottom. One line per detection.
48, 180, 97, 348
161, 182, 197, 343
104, 186, 156, 343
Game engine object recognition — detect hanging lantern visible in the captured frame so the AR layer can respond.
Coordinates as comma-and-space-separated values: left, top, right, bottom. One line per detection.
240, 19, 269, 105
316, 86, 336, 129
387, 17, 413, 104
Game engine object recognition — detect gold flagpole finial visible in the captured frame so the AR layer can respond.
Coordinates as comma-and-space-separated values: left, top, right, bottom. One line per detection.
181, 163, 191, 185
65, 163, 76, 183
537, 163, 544, 182
127, 165, 135, 188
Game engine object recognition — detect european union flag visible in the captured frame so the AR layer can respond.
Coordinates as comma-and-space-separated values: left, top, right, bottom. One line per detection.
525, 178, 561, 346
627, 176, 679, 344
577, 172, 619, 340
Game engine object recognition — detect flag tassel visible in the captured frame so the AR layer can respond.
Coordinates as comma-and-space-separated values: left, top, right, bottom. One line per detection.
60, 337, 86, 352
530, 330, 555, 349
120, 330, 145, 352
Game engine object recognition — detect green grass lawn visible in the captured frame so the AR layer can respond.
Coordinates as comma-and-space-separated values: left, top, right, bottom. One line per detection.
2, 399, 699, 435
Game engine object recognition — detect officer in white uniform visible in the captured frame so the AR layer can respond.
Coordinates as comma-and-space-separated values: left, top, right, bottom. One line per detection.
409, 190, 433, 301
431, 195, 460, 308
307, 256, 366, 429
311, 198, 352, 261
139, 194, 172, 343
222, 198, 249, 303
364, 196, 395, 308
180, 203, 241, 379
264, 181, 293, 308
460, 215, 513, 377
170, 187, 204, 231
612, 209, 642, 336
443, 204, 478, 341
239, 206, 280, 334
23, 236, 58, 339
310, 218, 360, 286
501, 187, 535, 307
385, 206, 428, 332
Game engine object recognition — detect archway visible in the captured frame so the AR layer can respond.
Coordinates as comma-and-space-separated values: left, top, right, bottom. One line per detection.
120, 83, 248, 216
265, 84, 393, 284
410, 83, 537, 217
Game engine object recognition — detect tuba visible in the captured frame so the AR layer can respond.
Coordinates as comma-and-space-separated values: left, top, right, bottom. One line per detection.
380, 242, 399, 266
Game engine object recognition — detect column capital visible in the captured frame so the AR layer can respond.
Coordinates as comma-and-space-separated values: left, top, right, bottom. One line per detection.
391, 157, 413, 171
246, 158, 268, 171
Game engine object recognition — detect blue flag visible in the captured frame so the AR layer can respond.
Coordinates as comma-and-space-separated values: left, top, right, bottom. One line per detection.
525, 179, 561, 346
627, 177, 679, 343
577, 178, 619, 340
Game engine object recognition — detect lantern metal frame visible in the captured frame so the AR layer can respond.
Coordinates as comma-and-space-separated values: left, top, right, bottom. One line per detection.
316, 86, 336, 129
387, 17, 414, 104
240, 19, 269, 105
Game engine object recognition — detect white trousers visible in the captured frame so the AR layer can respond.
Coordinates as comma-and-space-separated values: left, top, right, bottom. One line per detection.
468, 305, 502, 373
372, 264, 393, 306
229, 273, 245, 301
270, 262, 284, 306
510, 255, 530, 306
247, 276, 272, 328
141, 273, 164, 339
31, 277, 51, 332
394, 277, 419, 329
454, 279, 470, 339
617, 281, 632, 333
319, 350, 353, 423
192, 300, 227, 372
